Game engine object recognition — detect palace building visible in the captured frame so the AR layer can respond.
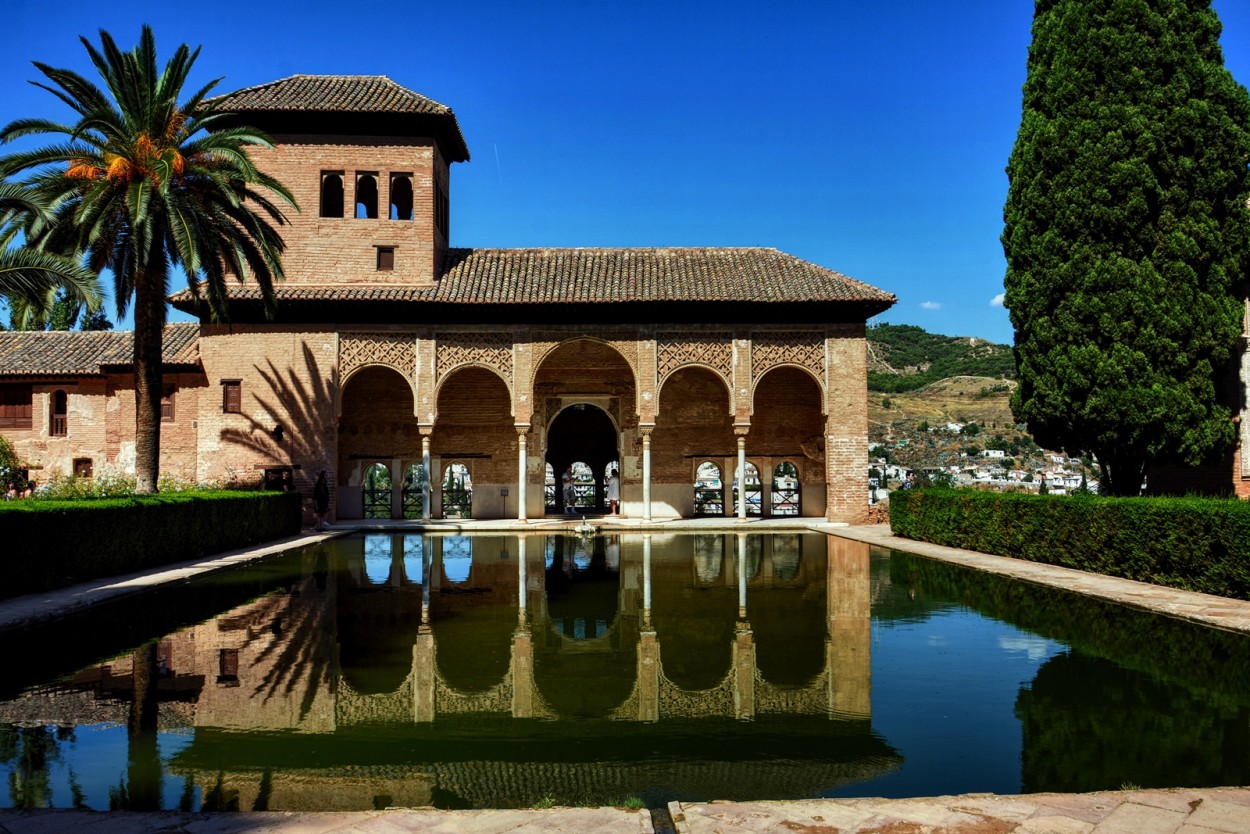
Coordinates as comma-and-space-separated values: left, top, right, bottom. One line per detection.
0, 75, 895, 523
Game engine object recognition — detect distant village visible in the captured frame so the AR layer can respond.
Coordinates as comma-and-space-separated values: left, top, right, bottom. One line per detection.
869, 420, 1099, 498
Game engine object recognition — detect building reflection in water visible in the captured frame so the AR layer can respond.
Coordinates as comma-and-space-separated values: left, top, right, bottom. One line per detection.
0, 533, 899, 810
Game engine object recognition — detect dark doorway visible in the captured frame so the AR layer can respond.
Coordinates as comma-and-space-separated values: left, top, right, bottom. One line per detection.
546, 405, 617, 514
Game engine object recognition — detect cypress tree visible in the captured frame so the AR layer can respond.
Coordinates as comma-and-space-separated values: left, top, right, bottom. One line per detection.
1003, 0, 1250, 495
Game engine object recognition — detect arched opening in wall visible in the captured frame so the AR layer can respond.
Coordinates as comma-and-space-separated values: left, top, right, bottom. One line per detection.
320, 172, 344, 217
355, 172, 378, 219
363, 463, 391, 518
402, 535, 424, 584
772, 461, 801, 516
752, 366, 824, 515
732, 461, 762, 516
433, 365, 514, 520
339, 365, 418, 520
535, 339, 636, 515
656, 367, 733, 516
546, 406, 618, 515
693, 461, 724, 516
401, 463, 425, 518
389, 173, 413, 220
50, 390, 67, 437
443, 463, 472, 518
693, 534, 723, 582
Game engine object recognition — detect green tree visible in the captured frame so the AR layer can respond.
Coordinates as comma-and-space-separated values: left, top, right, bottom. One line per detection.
0, 27, 295, 492
1002, 0, 1250, 496
1, 181, 101, 327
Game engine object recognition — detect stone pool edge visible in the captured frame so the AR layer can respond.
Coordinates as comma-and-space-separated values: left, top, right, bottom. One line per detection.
823, 523, 1250, 636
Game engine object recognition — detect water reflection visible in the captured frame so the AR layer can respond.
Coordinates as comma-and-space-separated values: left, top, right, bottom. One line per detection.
2, 535, 1247, 810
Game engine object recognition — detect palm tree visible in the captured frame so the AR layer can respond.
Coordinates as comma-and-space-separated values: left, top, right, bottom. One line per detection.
0, 181, 101, 327
0, 26, 296, 492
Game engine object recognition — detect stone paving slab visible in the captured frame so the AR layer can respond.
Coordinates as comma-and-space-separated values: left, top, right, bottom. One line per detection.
670, 789, 1250, 834
826, 524, 1250, 635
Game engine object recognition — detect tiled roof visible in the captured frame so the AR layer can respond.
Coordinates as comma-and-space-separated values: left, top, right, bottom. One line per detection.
168, 248, 896, 308
0, 323, 199, 377
213, 75, 455, 116
211, 75, 471, 162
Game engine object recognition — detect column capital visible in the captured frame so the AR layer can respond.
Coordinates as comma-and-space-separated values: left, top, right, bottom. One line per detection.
418, 425, 435, 438
733, 424, 751, 437
515, 424, 531, 437
639, 424, 655, 438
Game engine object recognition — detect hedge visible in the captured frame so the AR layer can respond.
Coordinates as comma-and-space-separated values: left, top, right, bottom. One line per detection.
889, 488, 1250, 600
0, 490, 302, 600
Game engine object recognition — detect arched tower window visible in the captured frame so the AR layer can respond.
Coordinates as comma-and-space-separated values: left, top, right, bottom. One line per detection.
355, 173, 378, 219
390, 174, 413, 220
320, 172, 344, 218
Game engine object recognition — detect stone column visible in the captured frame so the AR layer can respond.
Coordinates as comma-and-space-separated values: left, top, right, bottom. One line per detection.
641, 426, 654, 522
516, 426, 529, 523
735, 429, 749, 521
421, 430, 432, 521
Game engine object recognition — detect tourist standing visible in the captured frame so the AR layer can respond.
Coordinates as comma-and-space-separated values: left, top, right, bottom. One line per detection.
313, 471, 330, 532
606, 468, 620, 515
562, 466, 575, 514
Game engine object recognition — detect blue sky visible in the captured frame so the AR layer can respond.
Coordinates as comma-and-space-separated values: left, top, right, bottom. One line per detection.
3, 0, 1250, 344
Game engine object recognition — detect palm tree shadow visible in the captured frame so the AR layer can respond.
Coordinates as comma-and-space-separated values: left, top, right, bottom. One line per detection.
219, 342, 340, 492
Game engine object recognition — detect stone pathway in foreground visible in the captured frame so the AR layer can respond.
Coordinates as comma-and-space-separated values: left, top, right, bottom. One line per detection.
2, 788, 1248, 833
671, 787, 1250, 833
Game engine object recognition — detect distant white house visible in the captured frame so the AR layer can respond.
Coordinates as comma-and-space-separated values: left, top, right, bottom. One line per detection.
981, 449, 1006, 458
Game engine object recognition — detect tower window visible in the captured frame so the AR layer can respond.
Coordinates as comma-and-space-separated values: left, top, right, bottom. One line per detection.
435, 183, 449, 239
320, 171, 344, 218
355, 173, 378, 219
390, 174, 413, 220
377, 246, 395, 271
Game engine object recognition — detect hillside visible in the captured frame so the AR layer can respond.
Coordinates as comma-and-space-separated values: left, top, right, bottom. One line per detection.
867, 323, 1015, 393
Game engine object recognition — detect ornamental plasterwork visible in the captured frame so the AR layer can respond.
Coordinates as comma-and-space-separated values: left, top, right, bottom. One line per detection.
657, 331, 733, 386
751, 331, 824, 380
339, 332, 416, 380
436, 331, 513, 382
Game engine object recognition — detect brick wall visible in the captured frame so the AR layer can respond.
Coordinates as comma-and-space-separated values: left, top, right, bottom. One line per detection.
250, 134, 447, 286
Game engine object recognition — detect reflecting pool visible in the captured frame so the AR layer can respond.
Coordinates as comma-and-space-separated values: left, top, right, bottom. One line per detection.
0, 532, 1247, 811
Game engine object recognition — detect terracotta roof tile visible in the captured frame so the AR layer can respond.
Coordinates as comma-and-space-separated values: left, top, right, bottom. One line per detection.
168, 248, 896, 308
213, 75, 455, 116
0, 323, 199, 377
211, 75, 471, 162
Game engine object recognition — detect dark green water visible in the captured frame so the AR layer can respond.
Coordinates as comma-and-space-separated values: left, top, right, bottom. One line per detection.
0, 532, 1246, 811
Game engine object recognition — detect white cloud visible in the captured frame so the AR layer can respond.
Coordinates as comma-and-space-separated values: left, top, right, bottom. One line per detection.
990, 293, 1005, 307
920, 301, 942, 310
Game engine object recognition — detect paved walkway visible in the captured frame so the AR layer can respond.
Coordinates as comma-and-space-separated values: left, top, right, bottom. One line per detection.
829, 524, 1250, 635
2, 521, 1248, 832
1, 788, 1248, 832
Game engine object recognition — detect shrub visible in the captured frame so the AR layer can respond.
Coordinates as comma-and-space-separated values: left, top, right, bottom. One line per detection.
0, 490, 302, 599
889, 489, 1250, 600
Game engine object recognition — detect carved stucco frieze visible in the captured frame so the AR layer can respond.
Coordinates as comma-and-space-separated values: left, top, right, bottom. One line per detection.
751, 331, 824, 381
436, 331, 514, 384
657, 331, 733, 386
339, 332, 417, 380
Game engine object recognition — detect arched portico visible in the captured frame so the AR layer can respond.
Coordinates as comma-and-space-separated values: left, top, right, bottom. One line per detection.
337, 365, 421, 519
532, 339, 636, 517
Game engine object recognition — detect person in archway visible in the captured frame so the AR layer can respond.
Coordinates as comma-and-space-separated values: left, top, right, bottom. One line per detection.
562, 466, 575, 514
606, 467, 620, 515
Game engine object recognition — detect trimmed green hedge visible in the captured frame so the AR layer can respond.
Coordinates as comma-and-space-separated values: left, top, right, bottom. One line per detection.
889, 488, 1250, 600
0, 490, 302, 599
